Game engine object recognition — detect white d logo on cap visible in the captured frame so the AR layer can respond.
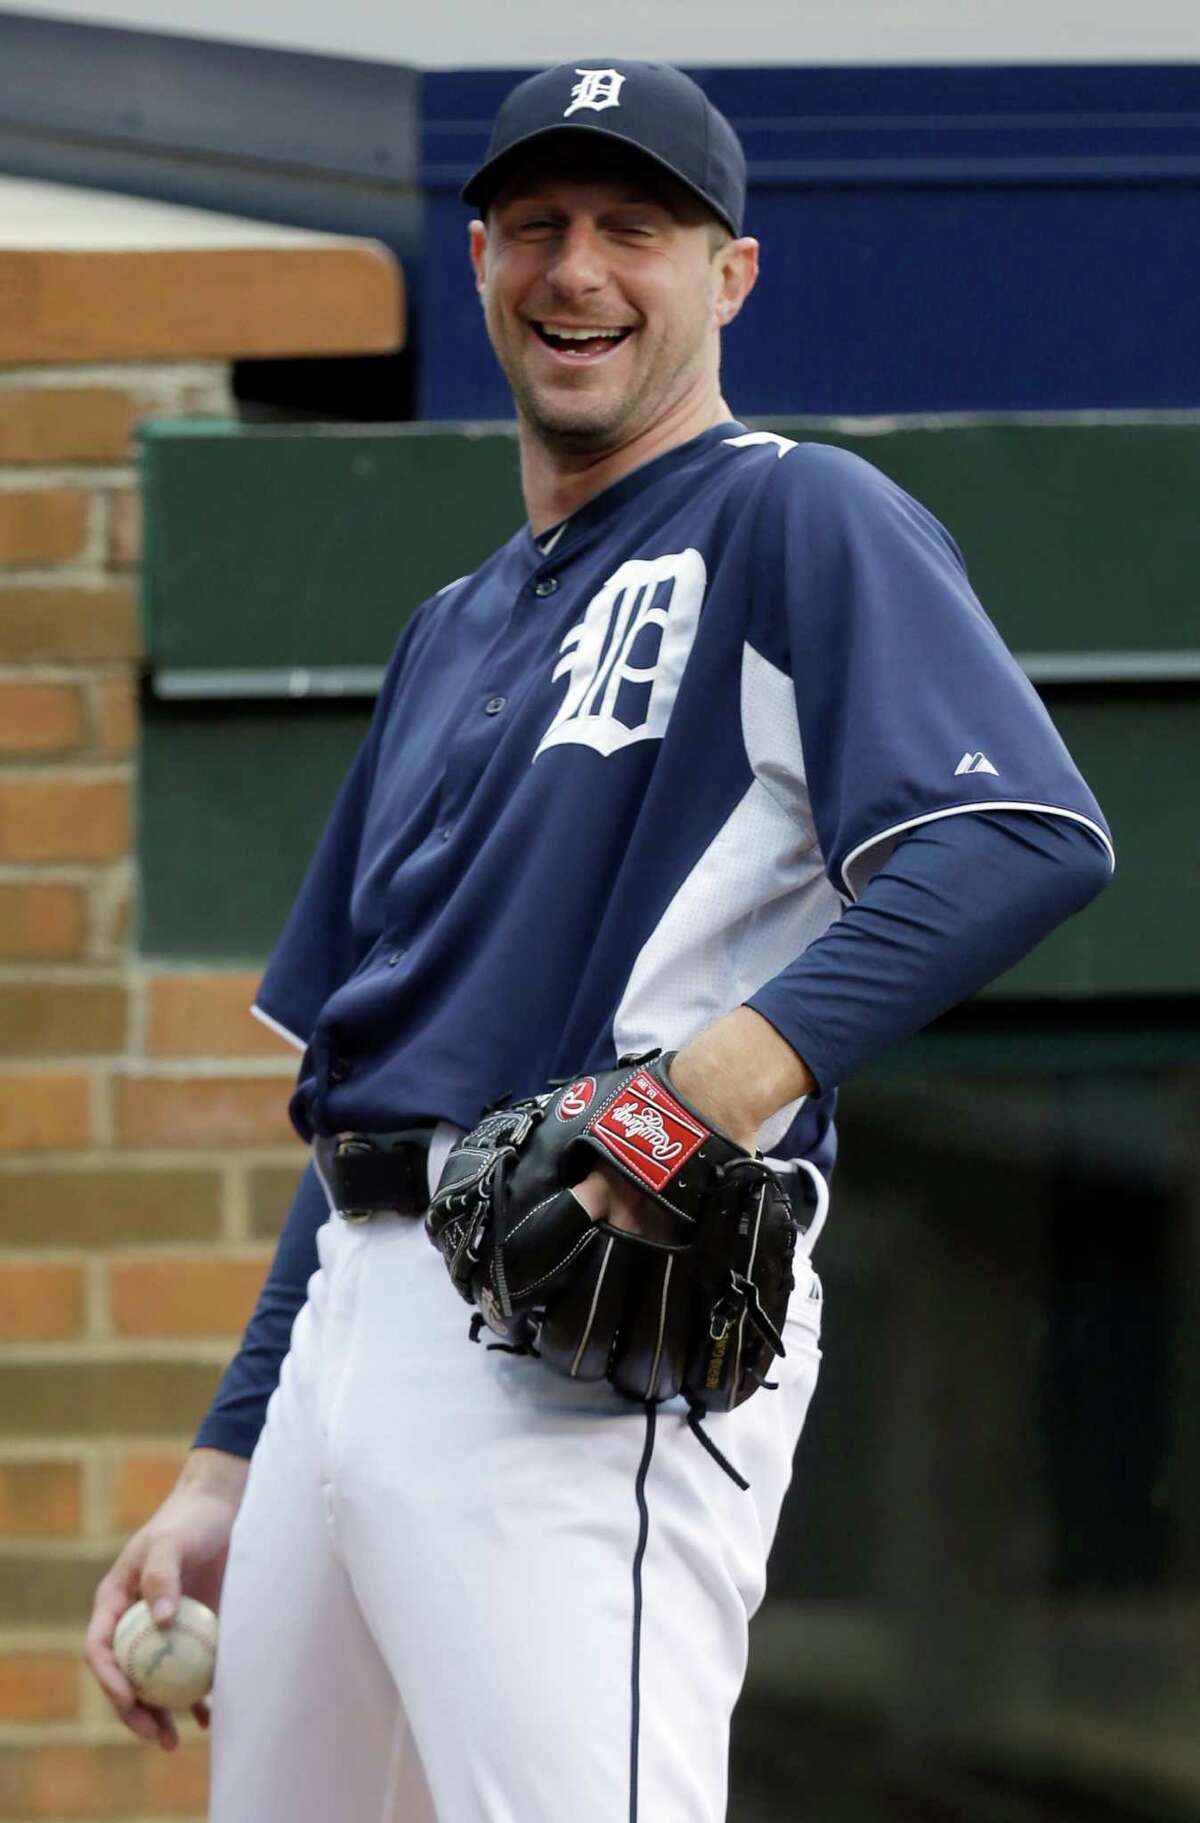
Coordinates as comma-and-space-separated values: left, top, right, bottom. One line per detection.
564, 69, 626, 117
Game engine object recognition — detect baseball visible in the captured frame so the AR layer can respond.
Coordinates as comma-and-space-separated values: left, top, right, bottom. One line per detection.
113, 1596, 218, 1709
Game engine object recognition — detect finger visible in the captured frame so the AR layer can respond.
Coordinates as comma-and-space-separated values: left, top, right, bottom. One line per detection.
84, 1646, 172, 1748
569, 1174, 610, 1222
121, 1699, 169, 1745
193, 1699, 211, 1730
155, 1708, 180, 1752
87, 1551, 143, 1643
126, 1694, 181, 1751
573, 1165, 680, 1242
84, 1596, 140, 1713
540, 1231, 633, 1380
84, 1640, 138, 1715
139, 1538, 182, 1625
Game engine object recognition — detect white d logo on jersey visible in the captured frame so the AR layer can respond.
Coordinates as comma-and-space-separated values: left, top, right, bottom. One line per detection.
534, 550, 706, 760
563, 69, 626, 116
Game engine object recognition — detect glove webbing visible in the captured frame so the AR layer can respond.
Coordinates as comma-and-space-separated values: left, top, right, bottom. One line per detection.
472, 1137, 780, 1493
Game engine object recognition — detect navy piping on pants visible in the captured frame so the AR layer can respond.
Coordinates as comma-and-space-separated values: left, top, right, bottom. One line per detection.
629, 1403, 656, 1823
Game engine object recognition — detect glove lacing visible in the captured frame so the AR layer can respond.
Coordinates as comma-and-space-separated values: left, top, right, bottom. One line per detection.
459, 1093, 793, 1495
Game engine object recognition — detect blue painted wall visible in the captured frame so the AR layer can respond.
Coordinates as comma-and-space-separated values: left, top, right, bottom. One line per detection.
2, 16, 1196, 421
420, 64, 1200, 418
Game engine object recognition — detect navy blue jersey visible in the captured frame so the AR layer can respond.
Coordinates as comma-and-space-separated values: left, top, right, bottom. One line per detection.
254, 422, 1111, 1174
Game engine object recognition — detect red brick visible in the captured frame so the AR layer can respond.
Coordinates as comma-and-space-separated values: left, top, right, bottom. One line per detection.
109, 1254, 269, 1338
0, 1461, 82, 1536
112, 1451, 181, 1530
0, 1262, 85, 1340
147, 972, 291, 1058
0, 1361, 221, 1440
115, 1074, 297, 1148
0, 981, 126, 1055
0, 681, 85, 754
95, 670, 136, 756
0, 489, 89, 566
107, 487, 141, 570
0, 1654, 79, 1722
0, 883, 87, 958
0, 1550, 112, 1626
0, 585, 139, 661
0, 387, 134, 463
103, 865, 134, 955
0, 1164, 222, 1246
141, 1739, 210, 1812
247, 1162, 304, 1238
0, 1738, 209, 1816
0, 1072, 91, 1150
0, 775, 128, 860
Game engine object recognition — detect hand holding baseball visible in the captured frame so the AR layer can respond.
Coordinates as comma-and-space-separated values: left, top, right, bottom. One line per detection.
113, 1595, 218, 1709
85, 1447, 248, 1751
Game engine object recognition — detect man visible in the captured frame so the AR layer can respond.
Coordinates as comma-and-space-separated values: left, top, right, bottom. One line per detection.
86, 61, 1112, 1821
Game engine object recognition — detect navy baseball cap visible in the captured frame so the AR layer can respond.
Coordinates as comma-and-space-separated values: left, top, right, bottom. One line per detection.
461, 62, 746, 237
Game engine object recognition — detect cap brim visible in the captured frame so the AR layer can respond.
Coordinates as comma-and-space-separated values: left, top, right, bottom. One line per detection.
461, 123, 739, 237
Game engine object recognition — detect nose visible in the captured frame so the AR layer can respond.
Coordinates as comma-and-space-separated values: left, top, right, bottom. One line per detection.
544, 220, 607, 299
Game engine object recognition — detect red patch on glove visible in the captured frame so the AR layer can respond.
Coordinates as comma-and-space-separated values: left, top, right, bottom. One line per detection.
590, 1069, 708, 1191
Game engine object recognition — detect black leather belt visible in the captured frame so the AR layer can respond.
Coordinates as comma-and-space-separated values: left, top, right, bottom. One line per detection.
319, 1128, 823, 1235
319, 1129, 435, 1222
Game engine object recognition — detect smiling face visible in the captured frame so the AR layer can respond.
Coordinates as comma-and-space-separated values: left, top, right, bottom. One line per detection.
468, 139, 757, 456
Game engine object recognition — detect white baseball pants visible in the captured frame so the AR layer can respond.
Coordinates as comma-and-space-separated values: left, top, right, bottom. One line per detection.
208, 1165, 823, 1823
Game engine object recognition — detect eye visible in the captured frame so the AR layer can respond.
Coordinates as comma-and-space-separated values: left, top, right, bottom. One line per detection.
606, 216, 664, 242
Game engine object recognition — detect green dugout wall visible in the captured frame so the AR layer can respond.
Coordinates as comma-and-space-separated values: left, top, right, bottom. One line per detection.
137, 419, 1200, 1819
138, 416, 1199, 1012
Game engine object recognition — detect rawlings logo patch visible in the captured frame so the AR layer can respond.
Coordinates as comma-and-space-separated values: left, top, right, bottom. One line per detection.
590, 1070, 707, 1192
556, 1077, 596, 1120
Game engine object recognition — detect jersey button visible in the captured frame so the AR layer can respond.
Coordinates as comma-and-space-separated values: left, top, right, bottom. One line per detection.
329, 1057, 351, 1083
533, 576, 559, 597
386, 949, 406, 967
484, 695, 507, 715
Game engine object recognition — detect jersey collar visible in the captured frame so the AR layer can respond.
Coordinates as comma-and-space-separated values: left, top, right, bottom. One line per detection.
523, 420, 749, 564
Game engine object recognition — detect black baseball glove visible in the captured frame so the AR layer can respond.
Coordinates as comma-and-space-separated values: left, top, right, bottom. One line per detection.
426, 1052, 801, 1485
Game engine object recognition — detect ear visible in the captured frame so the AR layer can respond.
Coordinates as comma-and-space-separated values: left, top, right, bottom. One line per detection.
713, 237, 759, 329
468, 219, 488, 296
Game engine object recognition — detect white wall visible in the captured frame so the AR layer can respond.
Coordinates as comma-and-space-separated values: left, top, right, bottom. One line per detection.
13, 0, 1200, 66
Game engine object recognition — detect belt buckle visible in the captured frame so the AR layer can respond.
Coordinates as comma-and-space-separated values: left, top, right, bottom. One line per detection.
334, 1136, 379, 1222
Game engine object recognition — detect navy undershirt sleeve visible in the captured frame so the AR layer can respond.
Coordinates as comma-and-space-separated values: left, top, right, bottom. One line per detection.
194, 808, 1109, 1461
192, 1163, 327, 1459
747, 808, 1111, 1095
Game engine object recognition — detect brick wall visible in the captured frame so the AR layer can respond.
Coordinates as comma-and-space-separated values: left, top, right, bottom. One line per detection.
0, 367, 306, 1819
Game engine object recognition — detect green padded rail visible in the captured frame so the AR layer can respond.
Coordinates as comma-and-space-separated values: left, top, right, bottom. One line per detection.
138, 688, 1195, 997
140, 417, 1200, 682
138, 414, 1200, 1003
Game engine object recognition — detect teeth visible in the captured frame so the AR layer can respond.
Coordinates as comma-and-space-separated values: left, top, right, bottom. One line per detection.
539, 324, 627, 341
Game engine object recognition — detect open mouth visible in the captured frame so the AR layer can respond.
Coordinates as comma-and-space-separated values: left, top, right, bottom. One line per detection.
531, 322, 635, 359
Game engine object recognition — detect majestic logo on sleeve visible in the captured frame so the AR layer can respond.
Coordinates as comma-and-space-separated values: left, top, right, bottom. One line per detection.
533, 549, 706, 760
955, 751, 999, 776
564, 69, 626, 116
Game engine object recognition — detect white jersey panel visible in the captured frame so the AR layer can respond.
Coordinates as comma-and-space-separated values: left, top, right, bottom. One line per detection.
614, 641, 843, 1153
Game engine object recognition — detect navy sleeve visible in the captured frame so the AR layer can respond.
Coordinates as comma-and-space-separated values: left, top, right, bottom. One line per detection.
192, 1164, 327, 1460
751, 442, 1113, 899
747, 808, 1111, 1094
